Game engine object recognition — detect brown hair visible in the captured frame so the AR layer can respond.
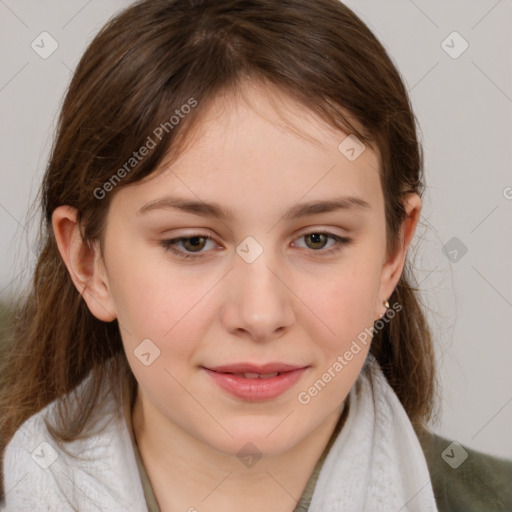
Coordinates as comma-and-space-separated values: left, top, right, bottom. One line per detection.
0, 0, 436, 496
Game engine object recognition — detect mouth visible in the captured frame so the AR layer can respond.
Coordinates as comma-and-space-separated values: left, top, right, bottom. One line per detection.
225, 371, 281, 379
201, 363, 309, 401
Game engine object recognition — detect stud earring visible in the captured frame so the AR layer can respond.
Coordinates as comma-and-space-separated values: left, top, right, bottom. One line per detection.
379, 300, 390, 319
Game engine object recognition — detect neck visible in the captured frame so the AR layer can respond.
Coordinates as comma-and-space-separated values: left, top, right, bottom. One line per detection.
132, 390, 346, 512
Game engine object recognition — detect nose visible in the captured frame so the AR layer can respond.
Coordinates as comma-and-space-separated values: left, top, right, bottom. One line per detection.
221, 249, 295, 343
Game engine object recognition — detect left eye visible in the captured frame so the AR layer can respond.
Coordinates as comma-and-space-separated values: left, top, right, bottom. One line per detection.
293, 232, 343, 251
160, 232, 351, 260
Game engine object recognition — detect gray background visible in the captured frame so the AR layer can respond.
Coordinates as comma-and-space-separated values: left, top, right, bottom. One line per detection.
0, 0, 510, 458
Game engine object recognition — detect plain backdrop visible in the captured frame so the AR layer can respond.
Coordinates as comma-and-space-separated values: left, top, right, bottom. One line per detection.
0, 0, 511, 458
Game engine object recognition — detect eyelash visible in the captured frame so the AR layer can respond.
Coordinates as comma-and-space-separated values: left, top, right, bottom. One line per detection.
159, 232, 351, 260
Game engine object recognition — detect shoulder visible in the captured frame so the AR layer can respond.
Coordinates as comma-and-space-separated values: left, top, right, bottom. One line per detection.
416, 427, 512, 512
2, 370, 147, 511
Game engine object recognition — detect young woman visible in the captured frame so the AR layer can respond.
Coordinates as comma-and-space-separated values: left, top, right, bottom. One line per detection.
1, 0, 511, 511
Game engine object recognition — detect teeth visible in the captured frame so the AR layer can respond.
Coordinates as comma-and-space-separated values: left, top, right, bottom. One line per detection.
243, 372, 260, 378
236, 372, 280, 379
258, 372, 279, 379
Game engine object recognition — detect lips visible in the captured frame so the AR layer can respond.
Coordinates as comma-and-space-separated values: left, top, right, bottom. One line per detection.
205, 362, 305, 375
202, 362, 309, 401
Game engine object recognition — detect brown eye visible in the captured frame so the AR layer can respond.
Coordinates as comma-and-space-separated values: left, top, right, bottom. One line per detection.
293, 231, 351, 256
181, 236, 208, 252
160, 234, 216, 260
304, 233, 329, 250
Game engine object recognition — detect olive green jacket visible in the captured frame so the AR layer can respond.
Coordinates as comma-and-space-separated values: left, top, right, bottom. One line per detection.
416, 428, 512, 512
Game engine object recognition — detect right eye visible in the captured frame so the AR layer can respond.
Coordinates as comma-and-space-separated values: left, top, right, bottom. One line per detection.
159, 234, 218, 259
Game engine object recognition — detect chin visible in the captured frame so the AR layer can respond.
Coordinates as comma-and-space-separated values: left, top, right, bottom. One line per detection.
208, 419, 301, 459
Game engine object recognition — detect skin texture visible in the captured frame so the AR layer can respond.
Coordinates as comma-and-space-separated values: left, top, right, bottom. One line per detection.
53, 82, 421, 511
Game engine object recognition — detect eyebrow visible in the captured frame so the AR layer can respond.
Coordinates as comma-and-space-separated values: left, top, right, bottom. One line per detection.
137, 195, 371, 219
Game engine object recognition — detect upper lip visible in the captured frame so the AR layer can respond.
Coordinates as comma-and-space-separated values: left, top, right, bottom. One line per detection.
204, 363, 308, 374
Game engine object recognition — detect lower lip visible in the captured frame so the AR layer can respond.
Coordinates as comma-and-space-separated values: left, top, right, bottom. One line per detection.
202, 368, 308, 401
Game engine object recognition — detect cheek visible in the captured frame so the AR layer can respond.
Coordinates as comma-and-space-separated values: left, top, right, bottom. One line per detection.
304, 258, 381, 348
296, 264, 379, 408
108, 259, 233, 387
105, 243, 199, 352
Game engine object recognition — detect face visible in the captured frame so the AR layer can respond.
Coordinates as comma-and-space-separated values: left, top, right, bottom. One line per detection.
98, 82, 400, 457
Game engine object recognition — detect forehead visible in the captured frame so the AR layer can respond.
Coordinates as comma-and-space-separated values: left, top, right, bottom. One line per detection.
111, 81, 383, 219
177, 81, 375, 164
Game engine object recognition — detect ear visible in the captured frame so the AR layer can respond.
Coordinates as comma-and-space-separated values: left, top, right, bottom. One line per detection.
375, 193, 422, 320
52, 205, 117, 322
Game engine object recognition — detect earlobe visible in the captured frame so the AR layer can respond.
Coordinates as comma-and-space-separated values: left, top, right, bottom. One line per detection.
52, 205, 117, 322
376, 193, 422, 319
